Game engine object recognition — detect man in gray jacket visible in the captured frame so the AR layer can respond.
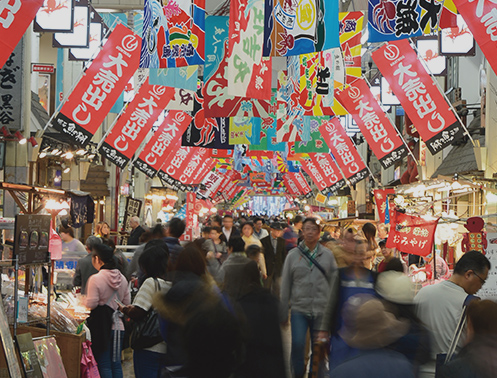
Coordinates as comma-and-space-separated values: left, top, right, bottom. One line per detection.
73, 236, 102, 294
280, 217, 337, 378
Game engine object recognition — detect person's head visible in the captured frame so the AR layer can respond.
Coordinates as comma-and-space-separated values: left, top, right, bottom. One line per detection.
384, 258, 405, 273
167, 218, 186, 239
331, 226, 341, 239
95, 221, 110, 237
101, 237, 116, 251
201, 226, 211, 238
378, 224, 389, 239
59, 226, 74, 242
237, 260, 262, 299
380, 241, 393, 259
139, 231, 154, 244
241, 222, 254, 238
342, 227, 357, 254
269, 222, 284, 238
254, 218, 264, 232
351, 239, 368, 266
376, 270, 416, 305
129, 216, 140, 230
466, 300, 497, 341
228, 236, 245, 254
302, 218, 321, 246
362, 222, 377, 246
223, 215, 234, 230
453, 251, 491, 295
139, 240, 169, 279
293, 215, 304, 230
151, 224, 165, 239
91, 243, 116, 270
174, 243, 206, 277
245, 244, 261, 262
85, 235, 102, 254
209, 226, 222, 241
210, 215, 222, 228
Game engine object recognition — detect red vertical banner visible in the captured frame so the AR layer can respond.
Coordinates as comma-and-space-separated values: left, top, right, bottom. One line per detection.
184, 192, 196, 242
374, 188, 395, 223
52, 24, 141, 146
372, 40, 462, 155
100, 80, 177, 168
301, 158, 328, 193
176, 148, 212, 185
197, 171, 225, 199
289, 172, 312, 197
319, 118, 368, 185
156, 146, 192, 191
336, 78, 407, 169
309, 153, 346, 194
453, 0, 497, 82
0, 0, 44, 69
386, 211, 439, 256
189, 158, 217, 185
284, 175, 301, 196
134, 110, 193, 178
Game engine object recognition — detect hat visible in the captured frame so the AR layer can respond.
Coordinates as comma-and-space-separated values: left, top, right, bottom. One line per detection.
269, 222, 284, 231
320, 231, 334, 243
376, 271, 416, 305
339, 294, 410, 349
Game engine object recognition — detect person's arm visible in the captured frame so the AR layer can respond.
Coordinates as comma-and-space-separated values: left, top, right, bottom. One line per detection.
73, 260, 82, 287
279, 252, 293, 324
84, 275, 100, 309
120, 304, 148, 320
258, 253, 267, 279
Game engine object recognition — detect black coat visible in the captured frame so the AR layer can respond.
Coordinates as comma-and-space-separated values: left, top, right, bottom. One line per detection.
128, 225, 145, 246
260, 235, 286, 278
223, 227, 241, 244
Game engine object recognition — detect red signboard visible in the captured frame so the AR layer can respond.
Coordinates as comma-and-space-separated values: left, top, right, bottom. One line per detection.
184, 192, 196, 242
372, 39, 461, 155
0, 0, 44, 69
386, 211, 439, 256
134, 110, 192, 178
53, 23, 141, 146
336, 78, 407, 169
319, 118, 368, 185
32, 63, 55, 73
100, 80, 176, 168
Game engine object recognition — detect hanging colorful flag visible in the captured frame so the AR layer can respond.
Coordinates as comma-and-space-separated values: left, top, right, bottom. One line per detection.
139, 0, 205, 68
276, 70, 301, 142
189, 157, 217, 184
453, 0, 497, 78
336, 78, 408, 169
301, 158, 329, 193
319, 117, 368, 185
156, 145, 192, 189
181, 83, 233, 149
340, 12, 364, 84
289, 172, 312, 196
51, 24, 141, 146
175, 147, 212, 186
386, 211, 439, 256
439, 0, 458, 29
294, 117, 330, 153
283, 174, 302, 196
372, 39, 462, 154
229, 118, 254, 144
99, 79, 176, 168
0, 0, 44, 68
368, 0, 424, 42
309, 153, 346, 194
264, 0, 339, 56
149, 67, 198, 91
197, 171, 225, 199
134, 110, 192, 178
205, 16, 229, 81
227, 0, 271, 100
373, 188, 395, 223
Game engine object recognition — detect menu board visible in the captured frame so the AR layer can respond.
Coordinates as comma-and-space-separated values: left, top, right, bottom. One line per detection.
14, 215, 51, 265
478, 233, 497, 300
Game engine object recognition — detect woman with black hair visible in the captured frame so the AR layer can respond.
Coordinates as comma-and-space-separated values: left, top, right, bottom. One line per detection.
85, 243, 130, 378
119, 240, 170, 378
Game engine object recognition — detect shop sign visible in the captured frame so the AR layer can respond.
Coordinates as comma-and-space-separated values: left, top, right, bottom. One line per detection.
100, 79, 176, 169
14, 214, 51, 265
134, 110, 192, 178
52, 23, 140, 146
372, 39, 462, 155
122, 197, 142, 233
386, 211, 439, 256
319, 117, 368, 185
0, 43, 23, 130
336, 78, 407, 169
0, 0, 43, 69
31, 63, 54, 73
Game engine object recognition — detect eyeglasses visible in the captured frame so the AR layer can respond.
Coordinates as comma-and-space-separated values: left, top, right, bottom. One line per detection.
473, 271, 486, 285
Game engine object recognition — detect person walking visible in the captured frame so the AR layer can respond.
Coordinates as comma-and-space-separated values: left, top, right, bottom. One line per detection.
260, 222, 286, 297
73, 236, 102, 294
280, 217, 337, 378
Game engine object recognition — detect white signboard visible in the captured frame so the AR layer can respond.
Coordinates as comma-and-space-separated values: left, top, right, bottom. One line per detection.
478, 233, 497, 300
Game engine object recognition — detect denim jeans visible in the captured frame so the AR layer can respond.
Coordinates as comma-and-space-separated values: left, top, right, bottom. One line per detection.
94, 330, 124, 378
133, 349, 166, 378
290, 311, 322, 378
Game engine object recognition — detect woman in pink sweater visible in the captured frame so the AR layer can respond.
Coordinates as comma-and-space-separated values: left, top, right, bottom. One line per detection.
85, 243, 130, 378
